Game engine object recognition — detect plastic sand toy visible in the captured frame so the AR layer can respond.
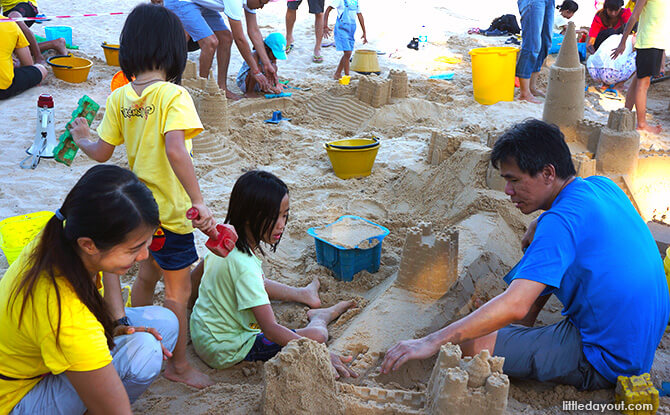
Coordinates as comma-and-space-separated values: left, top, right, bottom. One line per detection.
265, 92, 292, 99
53, 95, 99, 166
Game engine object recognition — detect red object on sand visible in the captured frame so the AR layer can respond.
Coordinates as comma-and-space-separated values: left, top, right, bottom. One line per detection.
186, 207, 237, 258
514, 77, 520, 88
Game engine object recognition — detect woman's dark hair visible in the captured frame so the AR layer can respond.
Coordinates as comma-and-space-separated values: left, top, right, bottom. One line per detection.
119, 4, 187, 84
491, 119, 576, 179
598, 0, 624, 27
557, 0, 579, 12
225, 170, 289, 256
9, 165, 160, 350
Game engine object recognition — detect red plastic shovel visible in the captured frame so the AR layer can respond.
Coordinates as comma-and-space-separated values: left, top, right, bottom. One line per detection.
186, 207, 237, 258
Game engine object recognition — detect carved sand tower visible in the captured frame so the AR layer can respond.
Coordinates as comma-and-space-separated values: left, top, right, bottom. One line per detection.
389, 69, 409, 98
357, 75, 392, 107
198, 75, 229, 133
182, 60, 207, 90
426, 344, 509, 415
595, 108, 640, 176
394, 222, 459, 298
543, 21, 584, 132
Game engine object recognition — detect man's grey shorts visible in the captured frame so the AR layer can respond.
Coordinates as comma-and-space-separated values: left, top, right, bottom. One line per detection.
494, 318, 614, 391
287, 0, 325, 14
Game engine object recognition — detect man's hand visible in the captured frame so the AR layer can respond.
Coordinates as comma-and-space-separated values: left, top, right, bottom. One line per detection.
521, 218, 538, 252
264, 64, 278, 87
610, 40, 626, 60
113, 325, 173, 360
381, 336, 441, 374
252, 72, 272, 92
69, 117, 91, 143
329, 353, 358, 379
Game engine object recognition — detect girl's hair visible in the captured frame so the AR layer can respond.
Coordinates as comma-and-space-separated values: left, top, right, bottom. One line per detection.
119, 4, 187, 84
598, 0, 624, 27
9, 165, 160, 350
557, 0, 579, 12
225, 170, 289, 256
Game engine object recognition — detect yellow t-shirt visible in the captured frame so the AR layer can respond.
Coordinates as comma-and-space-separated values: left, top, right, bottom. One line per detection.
0, 240, 113, 413
97, 82, 203, 234
0, 17, 29, 90
635, 0, 670, 50
1, 0, 37, 13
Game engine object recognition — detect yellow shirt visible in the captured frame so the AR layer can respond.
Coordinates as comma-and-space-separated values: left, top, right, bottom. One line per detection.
97, 82, 203, 234
1, 0, 37, 13
0, 240, 112, 413
635, 0, 670, 50
0, 17, 28, 90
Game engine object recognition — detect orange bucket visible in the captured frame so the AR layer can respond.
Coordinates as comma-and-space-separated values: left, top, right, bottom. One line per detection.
111, 70, 130, 91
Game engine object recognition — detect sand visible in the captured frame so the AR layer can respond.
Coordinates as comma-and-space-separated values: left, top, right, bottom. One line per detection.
313, 216, 385, 249
1, 0, 669, 413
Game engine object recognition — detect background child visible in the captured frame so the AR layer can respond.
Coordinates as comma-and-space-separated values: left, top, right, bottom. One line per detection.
323, 0, 367, 80
587, 0, 631, 53
236, 32, 285, 97
0, 16, 46, 99
554, 0, 579, 34
70, 4, 217, 389
189, 170, 357, 378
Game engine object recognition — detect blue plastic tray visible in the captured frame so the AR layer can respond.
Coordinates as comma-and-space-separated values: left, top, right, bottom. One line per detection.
307, 215, 390, 282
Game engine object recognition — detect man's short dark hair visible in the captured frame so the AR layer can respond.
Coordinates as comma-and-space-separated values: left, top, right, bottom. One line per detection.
491, 119, 576, 179
119, 4, 187, 84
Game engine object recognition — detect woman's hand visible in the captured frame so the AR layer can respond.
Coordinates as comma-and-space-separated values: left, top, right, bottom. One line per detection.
252, 71, 272, 92
113, 324, 173, 360
329, 352, 358, 379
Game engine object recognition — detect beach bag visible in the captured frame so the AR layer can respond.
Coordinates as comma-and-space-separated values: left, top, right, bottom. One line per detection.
586, 34, 636, 84
488, 14, 521, 34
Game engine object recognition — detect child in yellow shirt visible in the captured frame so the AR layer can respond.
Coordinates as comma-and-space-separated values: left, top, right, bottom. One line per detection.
71, 4, 217, 389
0, 16, 45, 99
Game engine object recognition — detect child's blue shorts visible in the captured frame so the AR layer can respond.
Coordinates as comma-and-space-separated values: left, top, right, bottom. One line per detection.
334, 21, 356, 52
242, 331, 296, 362
150, 228, 198, 271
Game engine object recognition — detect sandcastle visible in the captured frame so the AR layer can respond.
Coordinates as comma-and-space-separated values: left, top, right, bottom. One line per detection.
357, 75, 392, 108
262, 339, 509, 415
427, 131, 463, 165
389, 69, 409, 98
595, 108, 640, 176
181, 60, 229, 133
542, 21, 584, 134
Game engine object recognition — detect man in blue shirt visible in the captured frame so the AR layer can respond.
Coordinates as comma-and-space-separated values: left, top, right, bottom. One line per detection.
381, 119, 668, 390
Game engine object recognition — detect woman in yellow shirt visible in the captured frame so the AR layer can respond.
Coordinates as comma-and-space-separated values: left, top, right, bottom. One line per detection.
0, 165, 178, 415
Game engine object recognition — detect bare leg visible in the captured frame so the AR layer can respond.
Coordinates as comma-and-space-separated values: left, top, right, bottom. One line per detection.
529, 71, 545, 97
38, 38, 67, 55
264, 277, 321, 308
458, 331, 499, 357
9, 12, 43, 64
188, 260, 204, 309
131, 258, 162, 307
197, 34, 218, 80
518, 77, 541, 103
214, 29, 240, 100
313, 12, 324, 57
342, 50, 352, 76
334, 54, 346, 79
162, 267, 214, 389
295, 300, 356, 343
285, 8, 297, 46
631, 76, 662, 133
624, 75, 637, 110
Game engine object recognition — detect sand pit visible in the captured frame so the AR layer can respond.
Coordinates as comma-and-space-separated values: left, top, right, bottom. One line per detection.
1, 0, 669, 414
313, 216, 386, 249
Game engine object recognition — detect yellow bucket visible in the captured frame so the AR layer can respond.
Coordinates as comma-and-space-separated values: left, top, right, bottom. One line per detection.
324, 138, 380, 179
101, 42, 120, 66
47, 55, 93, 83
468, 47, 519, 105
351, 49, 380, 74
0, 211, 54, 265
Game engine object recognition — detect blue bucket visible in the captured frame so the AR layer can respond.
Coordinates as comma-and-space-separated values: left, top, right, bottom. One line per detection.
45, 26, 72, 46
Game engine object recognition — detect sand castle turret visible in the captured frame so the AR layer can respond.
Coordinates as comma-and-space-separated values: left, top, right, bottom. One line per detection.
394, 222, 459, 298
543, 22, 585, 131
426, 344, 509, 415
197, 74, 229, 133
595, 108, 640, 176
182, 60, 207, 90
357, 75, 392, 107
389, 69, 409, 98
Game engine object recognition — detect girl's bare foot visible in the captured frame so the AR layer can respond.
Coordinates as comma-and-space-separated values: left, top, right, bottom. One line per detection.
164, 362, 214, 389
300, 277, 321, 308
637, 123, 662, 134
519, 92, 542, 104
530, 88, 545, 97
307, 300, 356, 325
225, 89, 242, 100
333, 73, 341, 80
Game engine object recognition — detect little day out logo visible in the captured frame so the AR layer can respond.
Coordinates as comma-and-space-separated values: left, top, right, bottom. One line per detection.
121, 103, 155, 120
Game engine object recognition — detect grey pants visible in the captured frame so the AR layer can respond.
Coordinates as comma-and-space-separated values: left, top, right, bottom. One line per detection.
10, 306, 178, 415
